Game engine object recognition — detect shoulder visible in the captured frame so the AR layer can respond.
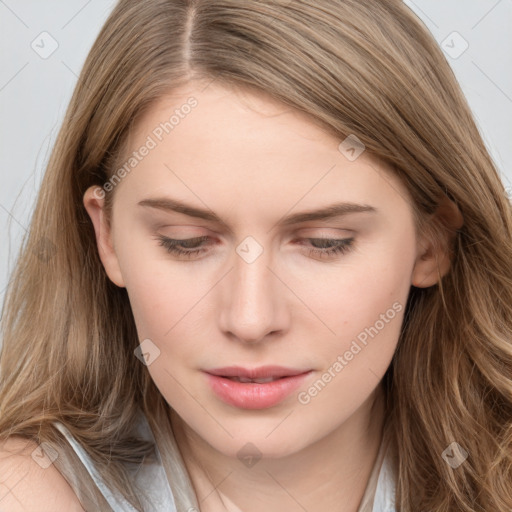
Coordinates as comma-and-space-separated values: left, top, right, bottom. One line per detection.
0, 436, 84, 511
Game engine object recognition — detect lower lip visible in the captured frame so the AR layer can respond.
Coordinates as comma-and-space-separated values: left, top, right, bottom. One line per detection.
205, 371, 312, 409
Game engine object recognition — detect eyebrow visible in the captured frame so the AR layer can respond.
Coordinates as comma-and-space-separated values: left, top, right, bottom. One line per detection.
138, 197, 377, 230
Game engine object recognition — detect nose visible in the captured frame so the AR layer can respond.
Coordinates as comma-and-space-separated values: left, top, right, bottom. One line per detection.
218, 240, 289, 344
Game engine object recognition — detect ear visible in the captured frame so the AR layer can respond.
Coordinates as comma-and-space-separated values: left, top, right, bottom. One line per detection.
83, 186, 126, 288
411, 194, 464, 288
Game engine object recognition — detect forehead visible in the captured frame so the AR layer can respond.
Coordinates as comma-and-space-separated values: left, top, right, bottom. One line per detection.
130, 80, 336, 156
114, 81, 411, 217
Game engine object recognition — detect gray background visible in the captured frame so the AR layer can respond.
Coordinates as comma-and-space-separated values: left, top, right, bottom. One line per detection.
1, 0, 511, 314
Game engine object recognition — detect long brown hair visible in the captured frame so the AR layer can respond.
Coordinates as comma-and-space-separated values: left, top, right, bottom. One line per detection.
1, 0, 511, 510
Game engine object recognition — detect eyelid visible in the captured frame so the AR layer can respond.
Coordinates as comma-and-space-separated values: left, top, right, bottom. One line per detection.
297, 227, 355, 236
154, 233, 356, 261
154, 225, 357, 245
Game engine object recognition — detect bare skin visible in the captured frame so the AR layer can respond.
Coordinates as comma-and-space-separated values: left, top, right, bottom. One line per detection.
84, 79, 459, 511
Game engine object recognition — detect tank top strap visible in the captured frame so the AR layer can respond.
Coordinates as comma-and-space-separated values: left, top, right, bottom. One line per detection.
53, 413, 177, 512
357, 421, 397, 512
372, 447, 397, 512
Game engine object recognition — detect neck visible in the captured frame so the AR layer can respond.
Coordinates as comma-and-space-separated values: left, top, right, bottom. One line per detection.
170, 385, 386, 512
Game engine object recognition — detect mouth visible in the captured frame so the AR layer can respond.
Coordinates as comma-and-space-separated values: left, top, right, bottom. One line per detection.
222, 375, 287, 384
203, 366, 313, 409
205, 365, 311, 380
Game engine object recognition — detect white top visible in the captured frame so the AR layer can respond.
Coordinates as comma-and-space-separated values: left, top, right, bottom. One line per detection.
356, 423, 397, 512
54, 414, 396, 512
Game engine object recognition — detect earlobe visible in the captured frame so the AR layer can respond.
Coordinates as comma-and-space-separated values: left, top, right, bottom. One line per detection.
411, 195, 463, 288
83, 186, 126, 288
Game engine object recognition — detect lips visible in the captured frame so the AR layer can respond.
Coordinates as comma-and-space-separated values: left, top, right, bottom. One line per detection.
204, 365, 313, 409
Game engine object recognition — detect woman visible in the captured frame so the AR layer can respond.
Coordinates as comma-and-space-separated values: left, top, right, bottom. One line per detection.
1, 0, 511, 511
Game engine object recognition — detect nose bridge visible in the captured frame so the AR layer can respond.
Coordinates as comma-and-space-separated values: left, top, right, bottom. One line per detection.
219, 236, 285, 342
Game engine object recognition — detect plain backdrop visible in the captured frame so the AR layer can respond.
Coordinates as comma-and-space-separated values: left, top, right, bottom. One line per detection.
0, 0, 511, 317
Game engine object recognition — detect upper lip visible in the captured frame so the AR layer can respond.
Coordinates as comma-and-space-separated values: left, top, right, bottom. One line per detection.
205, 365, 311, 379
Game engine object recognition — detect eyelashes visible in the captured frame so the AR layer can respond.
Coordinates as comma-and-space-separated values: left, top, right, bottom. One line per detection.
155, 235, 355, 260
155, 235, 210, 259
299, 237, 354, 258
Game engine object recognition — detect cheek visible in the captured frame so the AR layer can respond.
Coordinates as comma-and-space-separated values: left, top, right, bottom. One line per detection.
294, 234, 414, 339
124, 264, 202, 344
291, 232, 414, 395
121, 256, 207, 402
112, 225, 200, 336
294, 268, 408, 419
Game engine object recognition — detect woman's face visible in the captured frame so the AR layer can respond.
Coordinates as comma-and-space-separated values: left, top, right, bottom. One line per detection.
85, 80, 437, 459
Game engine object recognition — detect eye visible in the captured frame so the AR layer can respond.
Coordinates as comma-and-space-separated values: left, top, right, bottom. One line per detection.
299, 237, 355, 259
155, 235, 355, 260
155, 235, 211, 259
